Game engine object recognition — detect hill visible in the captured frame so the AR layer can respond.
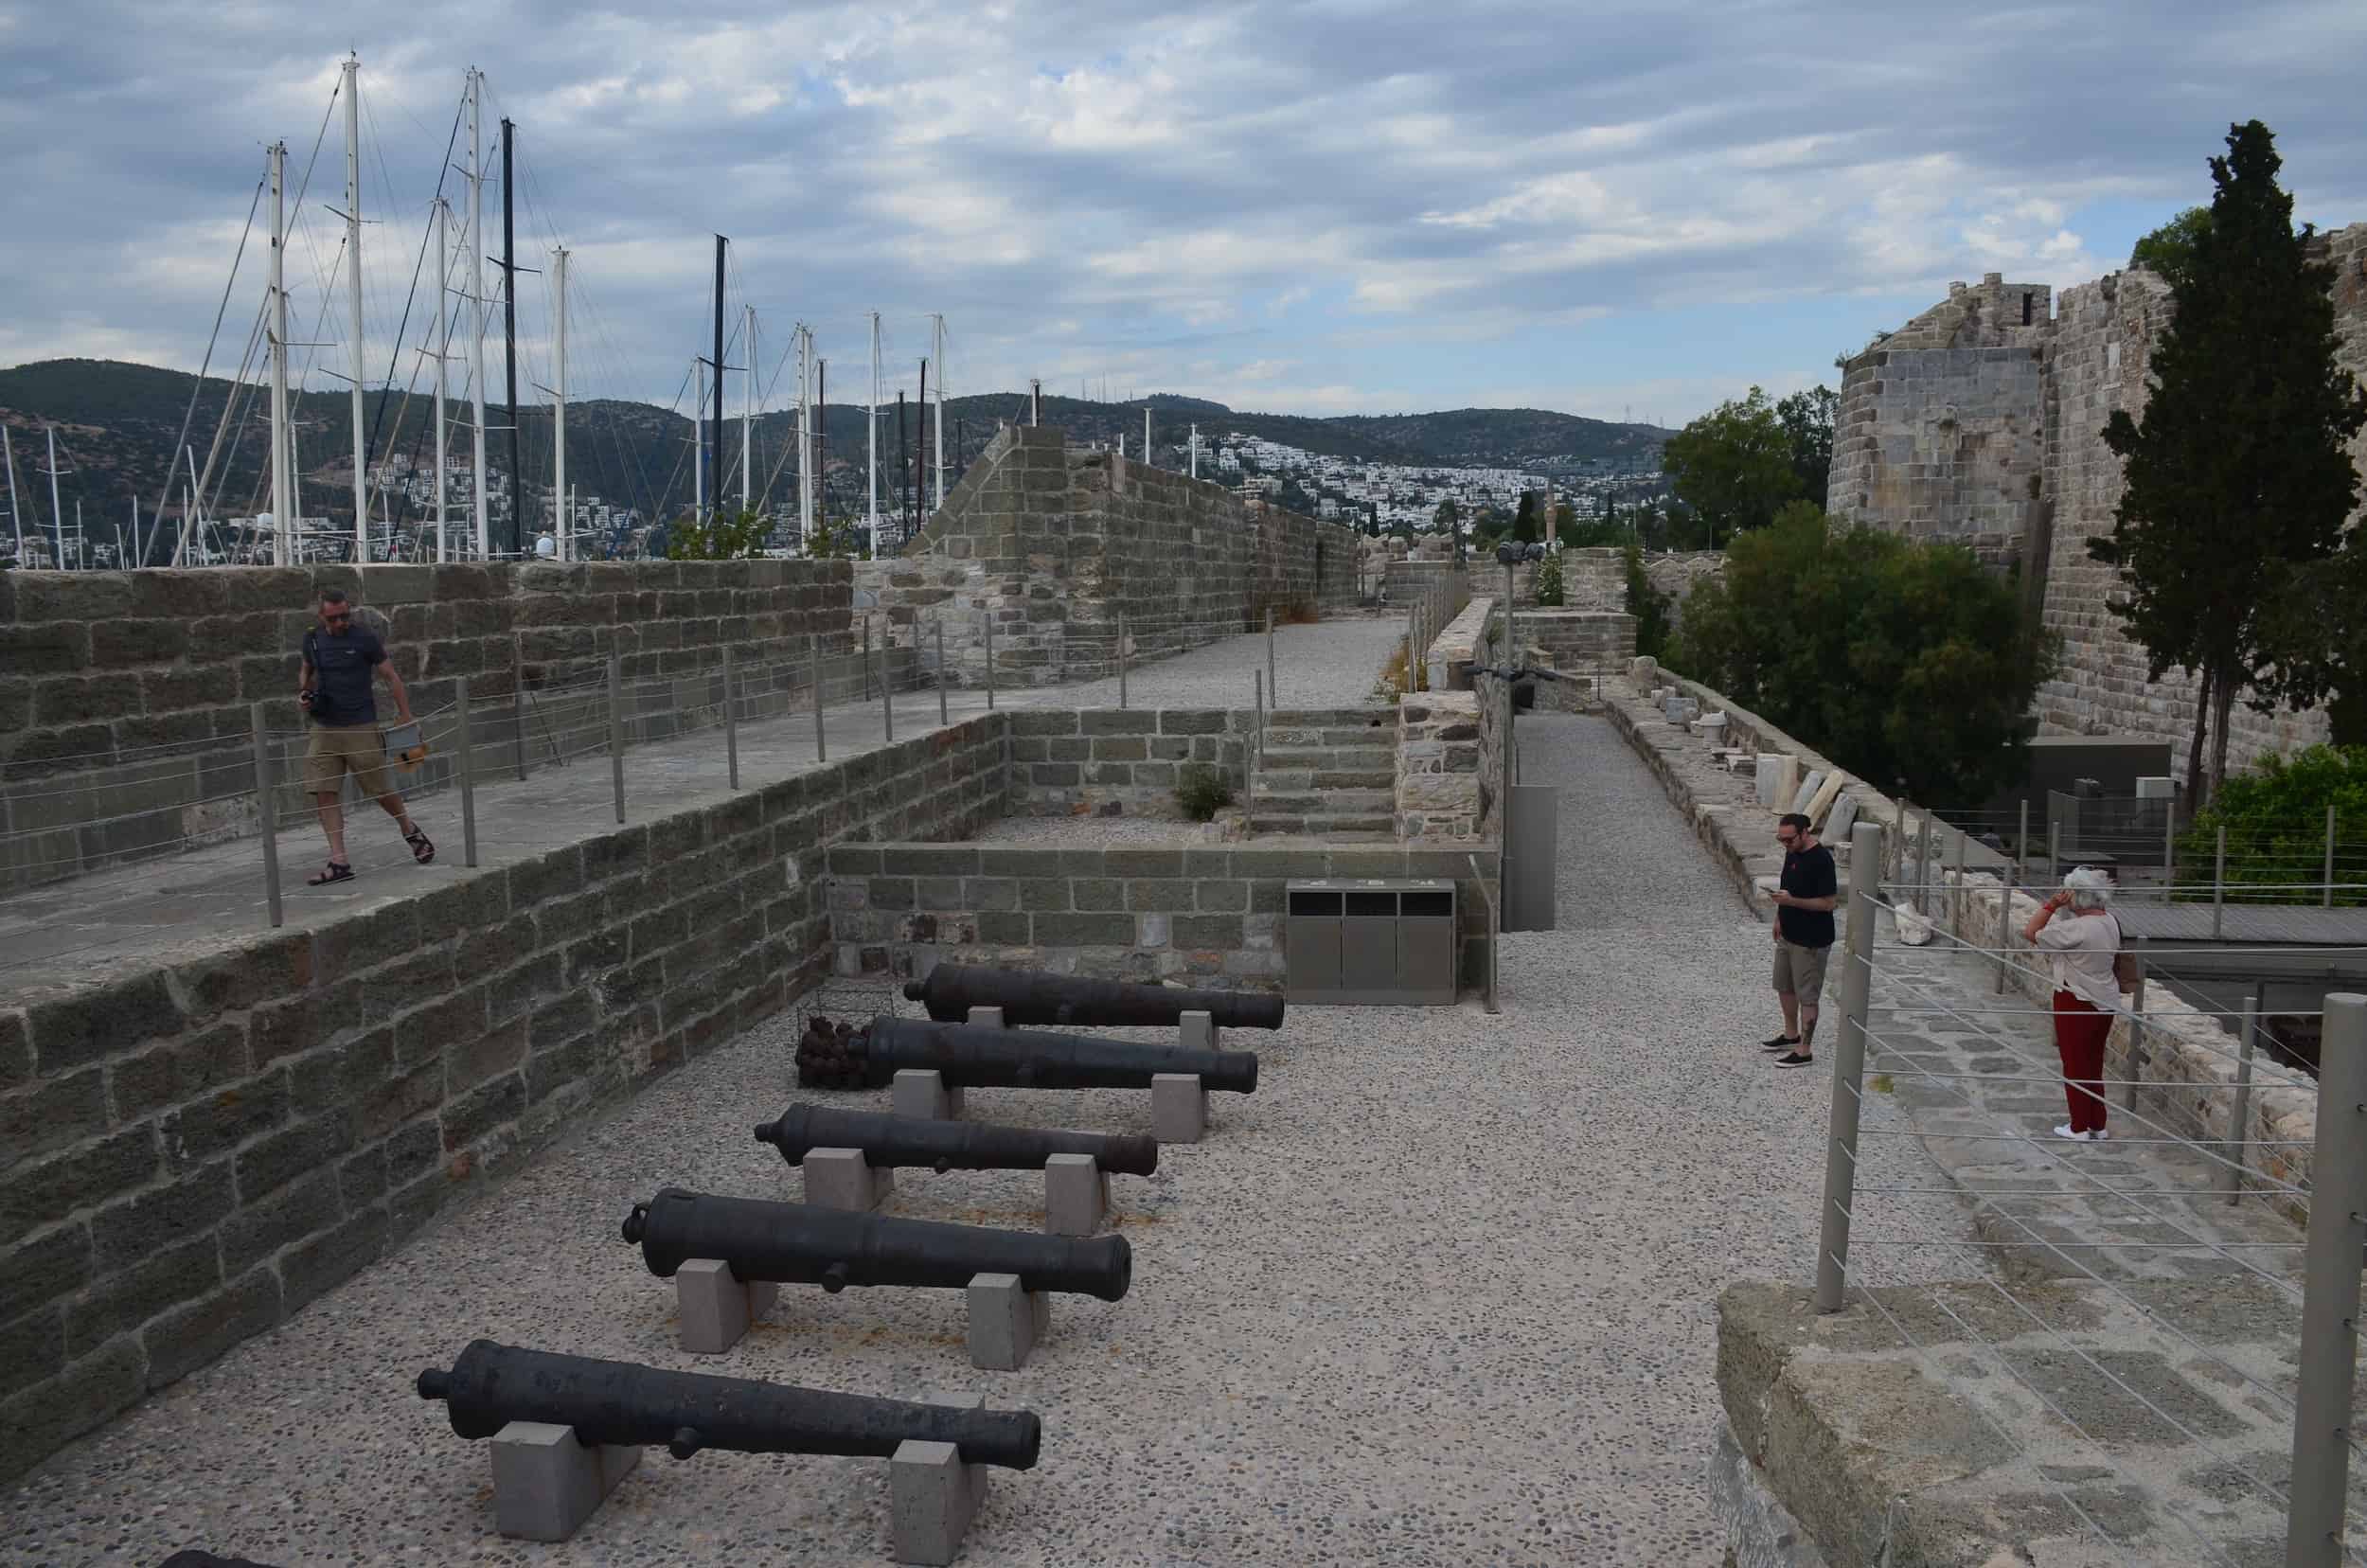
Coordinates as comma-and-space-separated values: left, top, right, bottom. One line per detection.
0, 359, 1670, 558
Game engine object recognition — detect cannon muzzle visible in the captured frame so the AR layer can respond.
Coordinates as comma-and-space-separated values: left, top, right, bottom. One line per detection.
902, 963, 1284, 1030
417, 1339, 1041, 1469
755, 1104, 1160, 1177
624, 1187, 1133, 1301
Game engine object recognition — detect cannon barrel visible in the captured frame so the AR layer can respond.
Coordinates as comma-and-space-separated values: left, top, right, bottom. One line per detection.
755, 1104, 1160, 1177
902, 963, 1285, 1031
622, 1187, 1133, 1302
858, 1016, 1259, 1094
417, 1339, 1041, 1469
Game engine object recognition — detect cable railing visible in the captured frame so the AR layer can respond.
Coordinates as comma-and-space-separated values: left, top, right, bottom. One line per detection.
1806, 816, 2367, 1566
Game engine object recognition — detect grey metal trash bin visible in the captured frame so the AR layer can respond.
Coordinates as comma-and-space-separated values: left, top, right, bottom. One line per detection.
1284, 878, 1457, 1006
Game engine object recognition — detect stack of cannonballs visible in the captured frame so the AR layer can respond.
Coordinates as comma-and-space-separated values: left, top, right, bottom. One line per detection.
795, 1017, 869, 1089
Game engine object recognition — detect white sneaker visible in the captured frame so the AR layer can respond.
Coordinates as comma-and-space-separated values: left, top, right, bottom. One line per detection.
2054, 1124, 2083, 1141
2087, 1128, 2108, 1142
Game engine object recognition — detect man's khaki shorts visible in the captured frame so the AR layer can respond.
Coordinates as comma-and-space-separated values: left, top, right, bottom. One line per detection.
304, 723, 393, 798
1772, 937, 1830, 998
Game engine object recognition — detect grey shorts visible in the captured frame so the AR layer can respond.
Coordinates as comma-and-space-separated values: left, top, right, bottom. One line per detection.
1773, 938, 1830, 998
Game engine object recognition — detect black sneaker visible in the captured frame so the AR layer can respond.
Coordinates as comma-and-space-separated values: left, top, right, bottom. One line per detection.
1773, 1051, 1816, 1069
1760, 1034, 1800, 1051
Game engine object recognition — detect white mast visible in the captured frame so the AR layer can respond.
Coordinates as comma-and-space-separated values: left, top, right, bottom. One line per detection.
741, 303, 756, 514
930, 312, 946, 509
796, 324, 812, 547
865, 311, 880, 538
1189, 423, 1199, 478
130, 496, 140, 567
433, 198, 450, 562
467, 68, 489, 560
3, 426, 20, 560
177, 444, 201, 565
692, 358, 705, 523
1145, 407, 1152, 470
268, 139, 293, 566
342, 53, 367, 563
553, 245, 569, 559
49, 434, 67, 561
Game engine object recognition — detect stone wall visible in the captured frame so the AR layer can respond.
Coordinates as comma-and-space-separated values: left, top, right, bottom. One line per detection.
1640, 551, 1723, 637
1002, 708, 1256, 818
1517, 610, 1637, 673
831, 841, 1496, 991
861, 425, 1361, 688
1827, 273, 2053, 566
1396, 693, 1484, 841
0, 560, 859, 893
0, 711, 1006, 1483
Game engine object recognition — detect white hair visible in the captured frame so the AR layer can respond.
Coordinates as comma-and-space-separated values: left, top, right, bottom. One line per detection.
2063, 865, 2113, 910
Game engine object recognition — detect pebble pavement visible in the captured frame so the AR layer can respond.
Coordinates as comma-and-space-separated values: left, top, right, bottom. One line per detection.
1009, 615, 1406, 712
0, 711, 1976, 1566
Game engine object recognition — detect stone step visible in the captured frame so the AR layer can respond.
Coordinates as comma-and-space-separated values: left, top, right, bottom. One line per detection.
1261, 724, 1397, 749
1249, 789, 1397, 812
1257, 745, 1397, 770
1251, 769, 1397, 793
1267, 707, 1389, 727
1248, 812, 1398, 837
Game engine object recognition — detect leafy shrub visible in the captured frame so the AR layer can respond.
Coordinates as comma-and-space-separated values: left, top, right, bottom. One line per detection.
2179, 743, 2366, 905
1175, 763, 1235, 822
1532, 549, 1565, 607
1621, 543, 1671, 659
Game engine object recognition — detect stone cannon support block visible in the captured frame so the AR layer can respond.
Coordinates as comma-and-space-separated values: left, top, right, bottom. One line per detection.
966, 1272, 1048, 1371
965, 1006, 1005, 1029
1151, 1073, 1208, 1144
489, 1419, 640, 1541
675, 1257, 779, 1354
1042, 1153, 1108, 1237
890, 1438, 989, 1566
893, 1069, 965, 1121
1177, 1009, 1217, 1051
803, 1147, 895, 1212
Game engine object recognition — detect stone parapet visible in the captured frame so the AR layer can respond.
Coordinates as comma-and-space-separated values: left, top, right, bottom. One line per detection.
1002, 707, 1257, 817
1396, 693, 1484, 842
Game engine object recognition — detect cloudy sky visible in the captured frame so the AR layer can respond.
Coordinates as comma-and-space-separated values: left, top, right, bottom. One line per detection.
4, 0, 2364, 425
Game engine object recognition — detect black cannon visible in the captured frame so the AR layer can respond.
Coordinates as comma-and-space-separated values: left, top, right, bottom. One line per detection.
755, 1103, 1160, 1177
902, 963, 1285, 1031
813, 1015, 1258, 1095
417, 1339, 1041, 1468
622, 1187, 1133, 1301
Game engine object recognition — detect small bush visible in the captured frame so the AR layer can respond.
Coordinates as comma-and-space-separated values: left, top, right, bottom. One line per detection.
1175, 763, 1235, 822
1532, 549, 1565, 607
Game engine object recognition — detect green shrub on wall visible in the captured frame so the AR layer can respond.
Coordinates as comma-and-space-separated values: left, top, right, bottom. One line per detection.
1175, 764, 1235, 822
2178, 743, 2367, 905
1532, 550, 1565, 607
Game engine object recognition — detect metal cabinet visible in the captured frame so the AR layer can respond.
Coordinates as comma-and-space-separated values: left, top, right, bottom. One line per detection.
1284, 878, 1457, 1006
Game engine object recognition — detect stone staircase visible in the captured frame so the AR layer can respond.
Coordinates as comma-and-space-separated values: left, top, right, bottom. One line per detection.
1248, 707, 1400, 837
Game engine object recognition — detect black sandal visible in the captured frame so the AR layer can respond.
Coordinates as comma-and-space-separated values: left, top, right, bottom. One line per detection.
309, 861, 355, 886
404, 827, 436, 865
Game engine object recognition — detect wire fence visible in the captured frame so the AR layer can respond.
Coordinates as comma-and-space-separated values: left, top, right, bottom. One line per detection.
1807, 816, 2367, 1566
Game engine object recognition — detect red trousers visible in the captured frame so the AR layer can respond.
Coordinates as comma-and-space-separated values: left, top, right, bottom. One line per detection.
2052, 990, 2112, 1134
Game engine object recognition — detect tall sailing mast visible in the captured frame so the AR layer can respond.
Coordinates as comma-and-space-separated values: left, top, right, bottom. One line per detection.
741, 303, 756, 515
268, 139, 293, 566
3, 426, 21, 561
931, 313, 947, 509
796, 323, 812, 548
466, 70, 489, 559
341, 53, 367, 562
432, 198, 452, 562
552, 245, 569, 558
866, 311, 880, 538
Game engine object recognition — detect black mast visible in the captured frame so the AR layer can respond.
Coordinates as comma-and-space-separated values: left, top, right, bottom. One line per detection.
711, 235, 726, 525
501, 118, 521, 557
897, 389, 909, 541
917, 359, 929, 523
816, 360, 827, 525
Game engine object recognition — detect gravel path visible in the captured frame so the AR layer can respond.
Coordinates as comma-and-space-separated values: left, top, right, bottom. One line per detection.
1009, 615, 1402, 712
0, 712, 1974, 1566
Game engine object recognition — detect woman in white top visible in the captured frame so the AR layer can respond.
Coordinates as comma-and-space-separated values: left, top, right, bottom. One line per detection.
2023, 865, 2125, 1142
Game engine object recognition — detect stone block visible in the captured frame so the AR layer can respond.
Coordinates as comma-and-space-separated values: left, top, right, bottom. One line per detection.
1152, 1074, 1208, 1143
1754, 754, 1799, 810
893, 1069, 965, 1121
1178, 1011, 1217, 1051
966, 1271, 1048, 1371
489, 1419, 642, 1542
1789, 769, 1827, 816
890, 1438, 989, 1567
1043, 1154, 1108, 1237
676, 1257, 780, 1355
803, 1147, 894, 1211
1826, 793, 1861, 844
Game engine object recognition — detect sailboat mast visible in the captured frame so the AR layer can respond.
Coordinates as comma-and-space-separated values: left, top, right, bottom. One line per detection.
553, 245, 568, 560
3, 426, 21, 559
343, 53, 367, 562
467, 70, 489, 560
500, 116, 520, 559
866, 311, 879, 538
434, 198, 450, 563
710, 235, 725, 526
931, 313, 946, 510
47, 428, 66, 568
692, 358, 704, 524
796, 325, 811, 547
741, 303, 755, 514
268, 139, 293, 566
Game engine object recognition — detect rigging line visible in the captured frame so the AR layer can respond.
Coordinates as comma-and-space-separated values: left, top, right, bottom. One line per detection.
151, 177, 266, 535
359, 88, 464, 516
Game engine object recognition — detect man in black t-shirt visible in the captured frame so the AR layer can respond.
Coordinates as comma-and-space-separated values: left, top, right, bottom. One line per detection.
1762, 811, 1837, 1068
297, 587, 432, 885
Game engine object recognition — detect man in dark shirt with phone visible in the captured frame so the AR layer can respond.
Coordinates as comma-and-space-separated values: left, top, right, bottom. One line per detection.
297, 586, 431, 885
1761, 811, 1837, 1068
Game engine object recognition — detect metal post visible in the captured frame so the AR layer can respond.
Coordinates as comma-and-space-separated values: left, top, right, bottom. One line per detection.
1996, 843, 2014, 995
984, 610, 995, 711
2324, 805, 2337, 908
2123, 935, 2147, 1111
935, 618, 949, 726
1117, 611, 1129, 709
1816, 819, 1884, 1314
2286, 991, 2367, 1567
811, 636, 827, 763
2226, 987, 2258, 1207
1253, 669, 1264, 785
2163, 790, 2177, 890
722, 647, 739, 791
250, 704, 283, 929
1266, 604, 1276, 707
2016, 798, 2030, 894
862, 615, 873, 701
512, 640, 528, 781
2213, 824, 2227, 938
1917, 810, 1934, 918
879, 621, 894, 742
2047, 819, 2061, 897
1479, 852, 1500, 1016
454, 676, 479, 868
606, 653, 625, 824
1950, 824, 1966, 936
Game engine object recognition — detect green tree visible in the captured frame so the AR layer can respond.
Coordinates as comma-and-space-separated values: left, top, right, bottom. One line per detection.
1622, 543, 1672, 661
1433, 497, 1466, 561
2090, 121, 2367, 806
1532, 547, 1565, 607
2129, 205, 2213, 291
1661, 387, 1803, 547
1511, 490, 1540, 543
1775, 385, 1839, 505
1673, 506, 2056, 802
2176, 744, 2367, 906
667, 508, 769, 561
